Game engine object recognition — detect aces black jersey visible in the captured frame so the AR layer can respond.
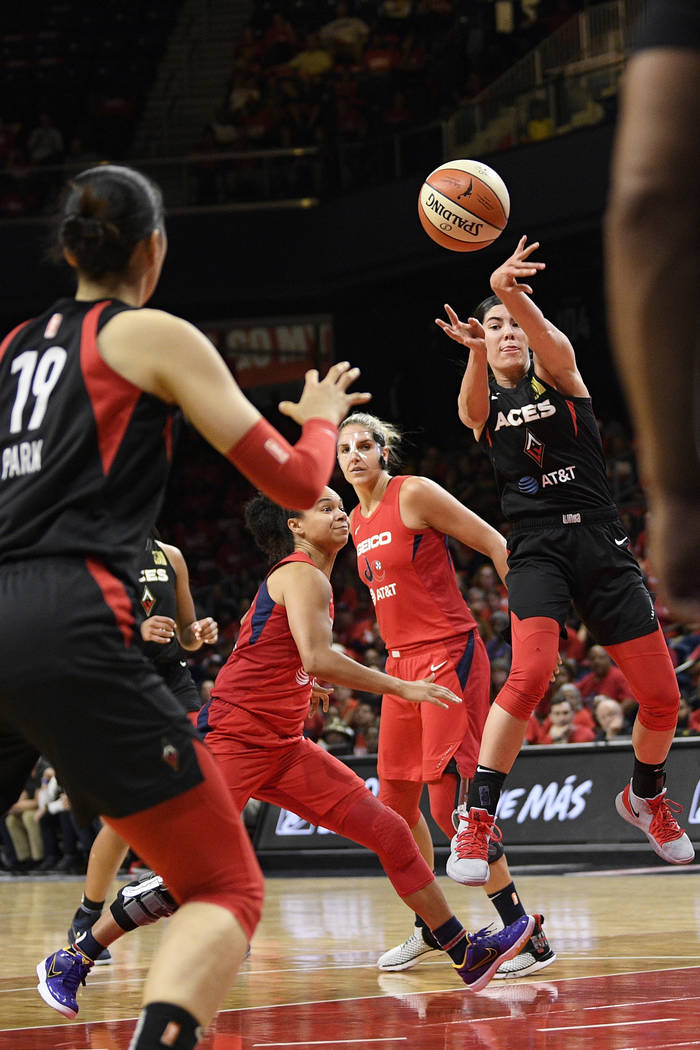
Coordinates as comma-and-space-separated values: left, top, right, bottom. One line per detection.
0, 298, 176, 584
478, 363, 615, 522
139, 538, 183, 666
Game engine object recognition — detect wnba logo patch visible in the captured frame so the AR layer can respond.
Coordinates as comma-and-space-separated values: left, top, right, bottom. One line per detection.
161, 741, 180, 771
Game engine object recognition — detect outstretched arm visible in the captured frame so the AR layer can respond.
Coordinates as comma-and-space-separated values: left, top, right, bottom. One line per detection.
436, 305, 490, 434
98, 309, 370, 510
490, 237, 588, 397
398, 475, 509, 585
281, 564, 462, 708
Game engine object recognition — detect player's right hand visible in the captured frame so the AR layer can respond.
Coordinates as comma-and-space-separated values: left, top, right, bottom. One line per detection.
435, 304, 486, 355
278, 361, 371, 427
400, 674, 462, 709
141, 615, 176, 644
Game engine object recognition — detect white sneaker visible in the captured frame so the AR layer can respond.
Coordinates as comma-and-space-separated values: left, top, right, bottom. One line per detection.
615, 782, 695, 864
493, 914, 556, 979
377, 926, 442, 971
446, 807, 500, 886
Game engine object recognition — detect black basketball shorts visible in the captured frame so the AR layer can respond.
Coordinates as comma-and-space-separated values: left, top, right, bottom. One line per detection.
0, 558, 203, 824
505, 518, 658, 646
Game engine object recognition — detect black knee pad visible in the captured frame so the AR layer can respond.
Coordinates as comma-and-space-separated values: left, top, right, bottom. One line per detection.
488, 837, 505, 865
110, 870, 178, 932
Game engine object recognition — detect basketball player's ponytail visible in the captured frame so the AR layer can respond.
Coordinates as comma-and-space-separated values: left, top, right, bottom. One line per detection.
53, 164, 164, 279
244, 494, 300, 563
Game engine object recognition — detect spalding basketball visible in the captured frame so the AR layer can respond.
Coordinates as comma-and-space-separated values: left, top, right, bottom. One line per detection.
418, 159, 510, 252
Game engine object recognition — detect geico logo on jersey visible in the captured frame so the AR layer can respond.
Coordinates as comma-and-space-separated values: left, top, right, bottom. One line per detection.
542, 465, 576, 487
494, 399, 556, 430
139, 568, 169, 583
357, 531, 392, 557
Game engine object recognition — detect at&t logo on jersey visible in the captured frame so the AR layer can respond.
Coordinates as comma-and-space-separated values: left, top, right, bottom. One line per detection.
518, 464, 577, 495
494, 399, 556, 430
357, 531, 392, 557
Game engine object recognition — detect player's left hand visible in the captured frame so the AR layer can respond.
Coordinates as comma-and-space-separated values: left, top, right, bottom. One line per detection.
490, 235, 546, 297
191, 617, 219, 645
309, 680, 333, 715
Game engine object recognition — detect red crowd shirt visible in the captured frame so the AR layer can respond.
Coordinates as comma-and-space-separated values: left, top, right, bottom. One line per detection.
577, 666, 634, 704
349, 476, 476, 653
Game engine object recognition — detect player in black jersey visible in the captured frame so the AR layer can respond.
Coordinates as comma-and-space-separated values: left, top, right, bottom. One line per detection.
606, 0, 700, 623
0, 163, 369, 1050
436, 236, 693, 888
65, 533, 218, 966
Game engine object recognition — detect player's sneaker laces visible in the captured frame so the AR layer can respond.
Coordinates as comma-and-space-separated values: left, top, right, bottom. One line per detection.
454, 915, 535, 992
377, 925, 442, 971
494, 913, 556, 978
447, 807, 502, 885
36, 946, 92, 1019
615, 782, 695, 865
68, 906, 112, 965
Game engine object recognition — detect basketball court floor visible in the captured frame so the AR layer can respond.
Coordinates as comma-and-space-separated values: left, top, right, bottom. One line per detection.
1, 865, 699, 1049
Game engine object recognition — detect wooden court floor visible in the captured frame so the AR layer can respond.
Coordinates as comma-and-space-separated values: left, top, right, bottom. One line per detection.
1, 865, 699, 1049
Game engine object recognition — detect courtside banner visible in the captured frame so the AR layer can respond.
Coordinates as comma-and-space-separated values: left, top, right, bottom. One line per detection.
253, 739, 700, 852
202, 315, 333, 389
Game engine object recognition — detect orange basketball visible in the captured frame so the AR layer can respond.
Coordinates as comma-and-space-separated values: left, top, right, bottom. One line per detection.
418, 159, 510, 252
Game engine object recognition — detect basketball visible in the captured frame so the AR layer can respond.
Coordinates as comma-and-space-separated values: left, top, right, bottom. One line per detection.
418, 159, 510, 252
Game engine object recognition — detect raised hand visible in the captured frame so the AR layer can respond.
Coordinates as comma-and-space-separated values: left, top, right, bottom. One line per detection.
278, 361, 371, 427
490, 235, 545, 297
436, 304, 486, 354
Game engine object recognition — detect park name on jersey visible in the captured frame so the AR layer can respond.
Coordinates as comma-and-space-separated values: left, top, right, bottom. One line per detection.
357, 530, 397, 604
1, 439, 43, 481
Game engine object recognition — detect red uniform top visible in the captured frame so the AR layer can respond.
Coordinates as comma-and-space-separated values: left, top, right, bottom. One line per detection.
211, 551, 332, 743
349, 476, 476, 652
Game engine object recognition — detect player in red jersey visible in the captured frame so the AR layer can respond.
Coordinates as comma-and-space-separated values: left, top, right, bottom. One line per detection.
336, 413, 554, 979
1, 162, 369, 1050
36, 489, 535, 1012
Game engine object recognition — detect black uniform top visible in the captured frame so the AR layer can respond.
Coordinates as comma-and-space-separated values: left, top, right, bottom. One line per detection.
139, 538, 186, 667
478, 363, 616, 523
0, 298, 177, 587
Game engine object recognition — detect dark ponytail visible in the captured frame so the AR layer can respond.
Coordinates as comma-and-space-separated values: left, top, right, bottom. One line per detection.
244, 494, 302, 563
53, 164, 164, 279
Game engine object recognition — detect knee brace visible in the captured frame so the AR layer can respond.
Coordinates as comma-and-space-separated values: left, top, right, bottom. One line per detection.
607, 630, 680, 732
495, 615, 561, 721
337, 793, 433, 898
110, 870, 178, 932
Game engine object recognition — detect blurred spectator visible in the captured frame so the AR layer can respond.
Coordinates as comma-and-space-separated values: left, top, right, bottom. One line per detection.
592, 695, 632, 742
526, 95, 554, 141
539, 695, 595, 745
320, 716, 356, 756
577, 645, 635, 714
35, 768, 98, 874
262, 12, 299, 67
286, 32, 335, 79
674, 695, 698, 739
26, 112, 64, 166
320, 1, 370, 63
4, 758, 47, 871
